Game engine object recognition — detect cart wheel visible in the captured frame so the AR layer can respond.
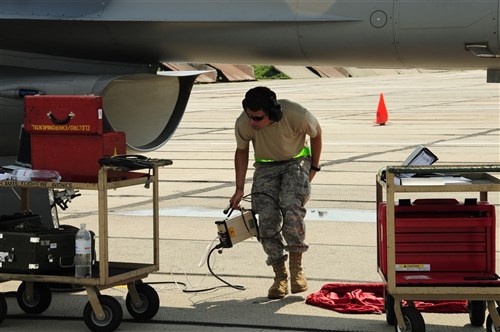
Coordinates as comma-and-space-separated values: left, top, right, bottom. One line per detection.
395, 306, 426, 332
468, 300, 486, 327
0, 293, 7, 324
384, 289, 396, 325
83, 295, 123, 332
486, 306, 500, 332
126, 283, 159, 321
16, 282, 52, 314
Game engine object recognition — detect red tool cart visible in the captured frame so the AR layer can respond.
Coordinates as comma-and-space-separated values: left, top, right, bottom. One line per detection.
376, 164, 500, 332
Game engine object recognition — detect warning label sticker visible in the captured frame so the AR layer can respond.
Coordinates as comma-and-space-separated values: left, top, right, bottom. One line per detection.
30, 124, 92, 132
395, 264, 430, 271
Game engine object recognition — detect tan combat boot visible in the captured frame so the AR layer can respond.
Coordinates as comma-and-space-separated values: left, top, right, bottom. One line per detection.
268, 261, 289, 299
289, 252, 308, 294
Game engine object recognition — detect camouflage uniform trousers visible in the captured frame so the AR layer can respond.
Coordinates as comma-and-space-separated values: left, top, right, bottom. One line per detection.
251, 157, 311, 266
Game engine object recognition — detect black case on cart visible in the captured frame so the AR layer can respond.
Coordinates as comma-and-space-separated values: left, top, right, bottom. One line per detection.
0, 223, 95, 275
0, 212, 45, 231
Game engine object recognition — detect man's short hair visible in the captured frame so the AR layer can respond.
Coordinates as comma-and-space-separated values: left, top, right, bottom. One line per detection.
242, 86, 277, 113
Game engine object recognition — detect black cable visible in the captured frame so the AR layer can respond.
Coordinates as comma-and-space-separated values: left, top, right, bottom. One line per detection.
241, 192, 285, 241
239, 207, 256, 236
98, 154, 172, 170
143, 281, 187, 288
207, 245, 245, 290
143, 193, 285, 293
145, 244, 245, 293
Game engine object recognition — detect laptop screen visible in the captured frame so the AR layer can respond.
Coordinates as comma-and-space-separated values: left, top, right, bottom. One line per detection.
16, 125, 31, 167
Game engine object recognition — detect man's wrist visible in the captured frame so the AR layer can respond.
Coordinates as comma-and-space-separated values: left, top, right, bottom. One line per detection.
310, 164, 321, 172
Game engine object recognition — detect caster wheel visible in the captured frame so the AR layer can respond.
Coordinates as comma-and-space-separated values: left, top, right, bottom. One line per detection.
16, 282, 52, 314
395, 306, 426, 332
126, 283, 159, 321
0, 293, 7, 323
486, 307, 500, 332
468, 300, 486, 327
83, 295, 123, 332
385, 289, 395, 325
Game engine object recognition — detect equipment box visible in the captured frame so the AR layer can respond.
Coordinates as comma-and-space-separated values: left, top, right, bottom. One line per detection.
0, 225, 94, 275
31, 131, 126, 182
0, 212, 44, 231
24, 95, 104, 135
378, 198, 496, 278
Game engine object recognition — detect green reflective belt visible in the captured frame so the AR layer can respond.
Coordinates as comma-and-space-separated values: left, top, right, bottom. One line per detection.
255, 146, 311, 163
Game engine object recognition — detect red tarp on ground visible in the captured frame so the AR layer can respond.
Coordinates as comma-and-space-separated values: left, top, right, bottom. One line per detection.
306, 283, 468, 314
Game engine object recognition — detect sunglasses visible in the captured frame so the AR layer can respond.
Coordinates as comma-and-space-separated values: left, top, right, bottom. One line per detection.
245, 112, 266, 122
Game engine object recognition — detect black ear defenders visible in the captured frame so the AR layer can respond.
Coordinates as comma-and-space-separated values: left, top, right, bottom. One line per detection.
268, 97, 283, 122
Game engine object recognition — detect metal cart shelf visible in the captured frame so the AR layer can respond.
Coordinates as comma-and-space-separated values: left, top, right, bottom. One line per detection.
376, 164, 500, 332
0, 165, 162, 331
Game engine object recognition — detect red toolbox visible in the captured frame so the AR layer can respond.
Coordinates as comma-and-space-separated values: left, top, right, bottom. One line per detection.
24, 95, 103, 135
30, 131, 126, 182
378, 198, 496, 282
24, 95, 128, 182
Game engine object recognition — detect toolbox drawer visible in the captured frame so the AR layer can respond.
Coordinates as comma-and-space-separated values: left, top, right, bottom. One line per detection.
31, 131, 126, 182
394, 252, 487, 272
397, 242, 486, 253
397, 233, 487, 244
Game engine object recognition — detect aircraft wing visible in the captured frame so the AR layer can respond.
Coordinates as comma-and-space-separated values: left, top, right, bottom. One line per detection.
0, 0, 499, 156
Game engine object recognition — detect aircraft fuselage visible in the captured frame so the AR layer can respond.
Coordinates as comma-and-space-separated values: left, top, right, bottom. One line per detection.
1, 0, 499, 70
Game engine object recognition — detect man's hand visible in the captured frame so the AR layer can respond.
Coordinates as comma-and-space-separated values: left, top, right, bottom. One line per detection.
309, 170, 317, 182
229, 189, 244, 210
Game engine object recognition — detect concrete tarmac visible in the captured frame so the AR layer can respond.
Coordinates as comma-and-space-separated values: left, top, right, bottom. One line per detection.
1, 70, 499, 331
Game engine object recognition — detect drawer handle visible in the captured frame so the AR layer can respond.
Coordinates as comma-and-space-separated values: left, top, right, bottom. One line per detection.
47, 111, 75, 125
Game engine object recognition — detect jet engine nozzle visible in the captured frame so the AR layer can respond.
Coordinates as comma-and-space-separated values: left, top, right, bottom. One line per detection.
100, 72, 200, 151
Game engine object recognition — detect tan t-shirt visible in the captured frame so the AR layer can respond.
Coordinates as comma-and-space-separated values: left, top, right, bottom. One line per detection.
235, 99, 319, 161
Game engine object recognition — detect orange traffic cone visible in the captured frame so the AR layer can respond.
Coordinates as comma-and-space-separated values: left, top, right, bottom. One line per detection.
375, 93, 388, 125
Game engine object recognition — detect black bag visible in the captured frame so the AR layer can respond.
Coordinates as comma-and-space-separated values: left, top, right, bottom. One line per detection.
0, 224, 95, 275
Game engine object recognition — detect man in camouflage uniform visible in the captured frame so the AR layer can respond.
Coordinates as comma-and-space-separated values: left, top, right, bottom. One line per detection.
229, 86, 322, 299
